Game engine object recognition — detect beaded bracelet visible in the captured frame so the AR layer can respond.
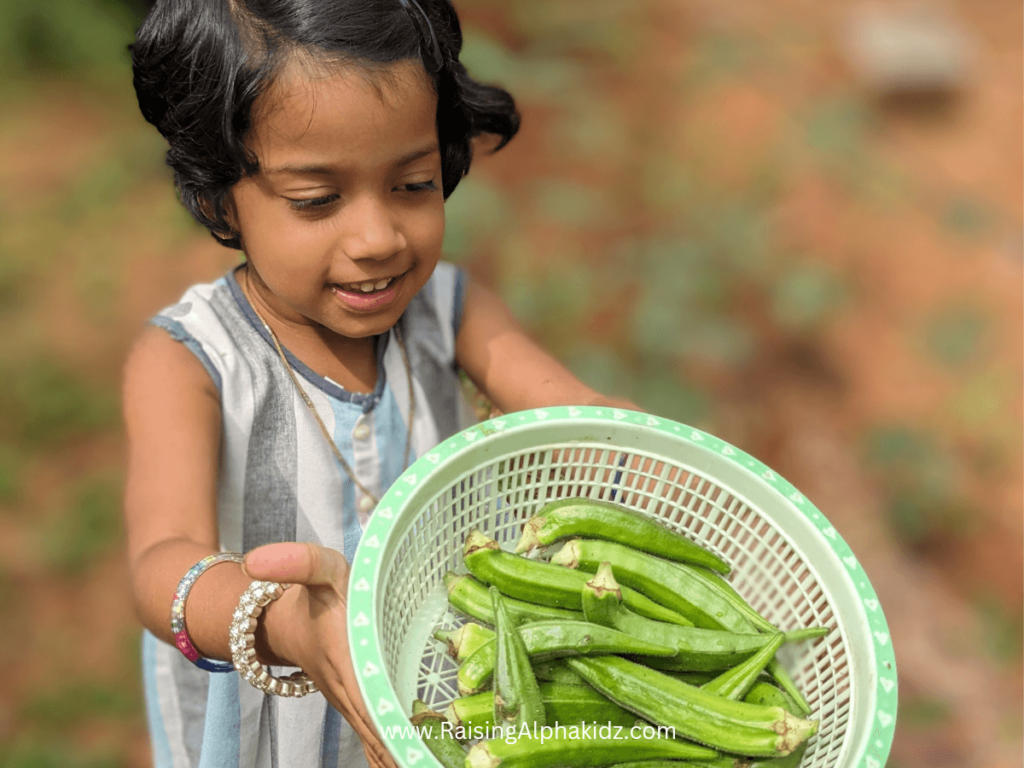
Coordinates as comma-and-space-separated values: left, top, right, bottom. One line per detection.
171, 552, 245, 672
229, 580, 318, 697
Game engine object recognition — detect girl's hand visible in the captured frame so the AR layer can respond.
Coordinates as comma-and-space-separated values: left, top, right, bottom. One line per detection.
586, 394, 643, 412
243, 543, 399, 768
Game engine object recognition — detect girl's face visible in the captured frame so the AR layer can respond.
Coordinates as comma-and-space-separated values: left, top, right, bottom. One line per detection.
230, 59, 445, 341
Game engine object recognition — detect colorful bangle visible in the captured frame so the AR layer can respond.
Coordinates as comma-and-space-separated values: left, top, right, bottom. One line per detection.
229, 580, 318, 697
171, 552, 245, 673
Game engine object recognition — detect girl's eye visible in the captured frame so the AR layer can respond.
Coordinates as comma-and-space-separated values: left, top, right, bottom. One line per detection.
287, 194, 338, 211
400, 180, 438, 193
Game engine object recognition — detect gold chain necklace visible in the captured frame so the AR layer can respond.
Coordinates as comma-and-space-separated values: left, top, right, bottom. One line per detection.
243, 277, 415, 509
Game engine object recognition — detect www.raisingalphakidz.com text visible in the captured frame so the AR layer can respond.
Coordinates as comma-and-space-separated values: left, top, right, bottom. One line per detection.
387, 721, 677, 745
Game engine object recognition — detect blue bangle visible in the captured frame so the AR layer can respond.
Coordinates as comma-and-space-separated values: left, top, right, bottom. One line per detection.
171, 552, 244, 673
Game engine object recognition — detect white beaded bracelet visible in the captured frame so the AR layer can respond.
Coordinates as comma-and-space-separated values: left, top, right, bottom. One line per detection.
229, 580, 319, 697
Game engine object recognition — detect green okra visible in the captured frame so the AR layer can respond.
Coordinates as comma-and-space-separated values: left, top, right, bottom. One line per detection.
765, 660, 812, 717
445, 572, 584, 626
530, 659, 587, 686
410, 700, 468, 768
491, 587, 546, 729
661, 670, 718, 686
700, 633, 785, 700
581, 563, 784, 672
463, 530, 691, 626
736, 742, 809, 768
436, 623, 496, 662
565, 656, 818, 758
685, 565, 778, 634
457, 619, 677, 695
743, 681, 802, 715
445, 682, 637, 733
515, 497, 730, 574
465, 734, 718, 768
678, 565, 824, 716
727, 684, 810, 768
614, 687, 809, 768
553, 539, 757, 632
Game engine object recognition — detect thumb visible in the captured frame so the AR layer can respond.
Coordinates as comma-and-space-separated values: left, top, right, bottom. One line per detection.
243, 542, 350, 591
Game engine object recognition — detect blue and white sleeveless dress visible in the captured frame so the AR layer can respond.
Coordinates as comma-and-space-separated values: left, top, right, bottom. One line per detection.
141, 263, 474, 768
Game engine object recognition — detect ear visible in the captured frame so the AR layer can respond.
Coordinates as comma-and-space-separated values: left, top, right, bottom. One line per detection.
220, 192, 242, 244
200, 189, 244, 249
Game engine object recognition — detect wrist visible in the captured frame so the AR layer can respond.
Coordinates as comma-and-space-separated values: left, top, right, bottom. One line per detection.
252, 581, 303, 667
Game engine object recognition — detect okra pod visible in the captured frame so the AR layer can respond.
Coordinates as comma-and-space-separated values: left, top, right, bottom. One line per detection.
729, 686, 809, 768
445, 682, 637, 732
491, 587, 546, 729
436, 623, 496, 662
515, 497, 730, 574
581, 563, 783, 672
463, 531, 691, 626
531, 659, 587, 686
553, 539, 757, 632
457, 619, 677, 695
444, 572, 584, 626
673, 565, 825, 713
743, 681, 802, 715
675, 564, 777, 634
565, 656, 817, 757
700, 633, 785, 700
465, 734, 718, 768
662, 670, 718, 686
762, 663, 812, 717
410, 700, 468, 768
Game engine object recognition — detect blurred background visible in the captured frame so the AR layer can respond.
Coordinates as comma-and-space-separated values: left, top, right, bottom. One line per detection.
0, 0, 1020, 766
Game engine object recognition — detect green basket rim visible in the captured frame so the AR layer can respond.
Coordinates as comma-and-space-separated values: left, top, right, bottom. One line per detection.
348, 406, 897, 768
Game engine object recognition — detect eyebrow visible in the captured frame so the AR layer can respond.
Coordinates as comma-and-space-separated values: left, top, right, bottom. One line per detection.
265, 144, 440, 177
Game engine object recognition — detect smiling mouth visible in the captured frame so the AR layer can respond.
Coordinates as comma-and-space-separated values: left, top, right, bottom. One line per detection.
335, 275, 400, 294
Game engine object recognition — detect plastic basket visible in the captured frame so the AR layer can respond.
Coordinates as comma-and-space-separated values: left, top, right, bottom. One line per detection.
348, 407, 897, 768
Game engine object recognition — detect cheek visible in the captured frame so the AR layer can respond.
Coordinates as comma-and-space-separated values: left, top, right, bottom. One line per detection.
411, 204, 445, 255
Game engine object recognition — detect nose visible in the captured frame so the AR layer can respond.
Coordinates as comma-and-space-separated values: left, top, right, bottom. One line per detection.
341, 193, 406, 262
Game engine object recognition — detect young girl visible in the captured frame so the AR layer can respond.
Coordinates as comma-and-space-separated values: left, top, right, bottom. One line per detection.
125, 1, 634, 767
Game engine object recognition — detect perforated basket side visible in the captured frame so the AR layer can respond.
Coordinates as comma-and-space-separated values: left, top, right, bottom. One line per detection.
348, 407, 897, 768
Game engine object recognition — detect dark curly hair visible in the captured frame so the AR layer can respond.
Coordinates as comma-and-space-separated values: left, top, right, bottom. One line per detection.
131, 0, 520, 249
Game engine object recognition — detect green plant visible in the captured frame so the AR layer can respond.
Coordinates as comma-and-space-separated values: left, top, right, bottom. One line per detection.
862, 425, 977, 549
0, 358, 119, 448
42, 470, 123, 575
0, 0, 138, 84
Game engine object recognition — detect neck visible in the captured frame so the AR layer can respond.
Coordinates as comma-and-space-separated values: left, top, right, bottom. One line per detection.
240, 265, 379, 393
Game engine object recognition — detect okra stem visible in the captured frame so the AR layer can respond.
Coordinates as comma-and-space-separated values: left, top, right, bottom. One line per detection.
581, 563, 786, 672
553, 539, 757, 632
436, 623, 496, 662
409, 701, 468, 768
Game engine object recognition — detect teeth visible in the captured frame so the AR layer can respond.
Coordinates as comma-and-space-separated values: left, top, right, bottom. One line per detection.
340, 277, 394, 293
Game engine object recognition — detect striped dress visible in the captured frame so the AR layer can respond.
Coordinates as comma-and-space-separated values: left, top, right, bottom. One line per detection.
142, 263, 474, 768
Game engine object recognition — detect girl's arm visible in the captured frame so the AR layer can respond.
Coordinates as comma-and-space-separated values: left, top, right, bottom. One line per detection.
122, 326, 254, 659
455, 278, 639, 414
123, 327, 396, 768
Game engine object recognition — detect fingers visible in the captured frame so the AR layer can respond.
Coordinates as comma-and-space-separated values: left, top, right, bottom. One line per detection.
243, 542, 350, 590
362, 739, 400, 768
